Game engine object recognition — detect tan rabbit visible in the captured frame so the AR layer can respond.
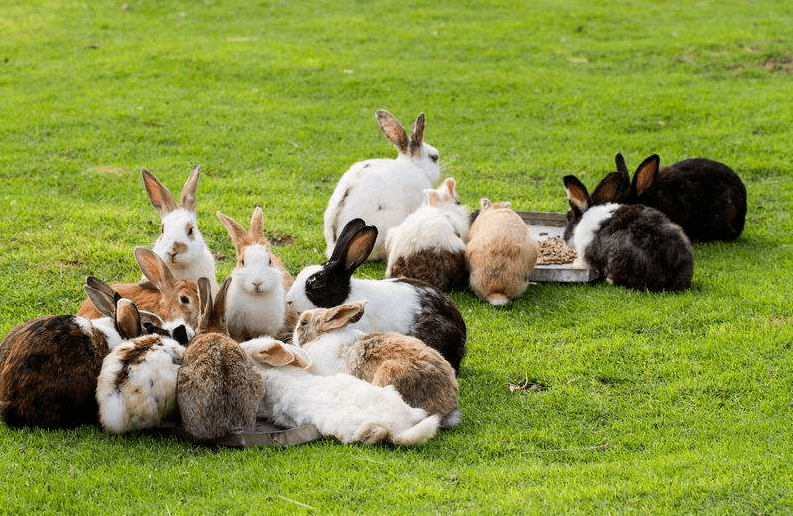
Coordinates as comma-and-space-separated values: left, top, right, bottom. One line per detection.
176, 277, 265, 441
465, 198, 538, 306
77, 246, 201, 329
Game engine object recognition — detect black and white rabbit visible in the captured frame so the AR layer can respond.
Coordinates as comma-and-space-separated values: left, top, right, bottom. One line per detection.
563, 173, 694, 292
286, 218, 466, 374
602, 153, 746, 242
323, 110, 441, 260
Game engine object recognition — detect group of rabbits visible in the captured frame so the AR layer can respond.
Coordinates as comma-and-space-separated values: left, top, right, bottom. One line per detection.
0, 109, 747, 447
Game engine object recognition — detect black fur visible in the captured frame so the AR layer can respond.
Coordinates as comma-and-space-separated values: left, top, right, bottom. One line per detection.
306, 218, 370, 308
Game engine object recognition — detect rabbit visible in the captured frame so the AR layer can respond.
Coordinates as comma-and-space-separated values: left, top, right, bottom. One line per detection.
596, 153, 747, 242
217, 207, 297, 341
384, 177, 470, 292
465, 198, 539, 306
286, 218, 466, 374
77, 246, 202, 329
176, 277, 265, 441
241, 337, 440, 446
0, 277, 157, 429
141, 165, 219, 295
562, 173, 694, 292
323, 110, 441, 260
292, 301, 462, 429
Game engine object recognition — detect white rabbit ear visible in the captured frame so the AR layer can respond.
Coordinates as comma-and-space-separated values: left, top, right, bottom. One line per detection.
409, 112, 426, 155
479, 198, 492, 210
134, 247, 176, 293
142, 168, 178, 217
426, 189, 442, 207
179, 165, 201, 212
375, 110, 408, 154
563, 176, 591, 212
249, 206, 267, 245
632, 155, 660, 197
115, 297, 143, 340
217, 211, 248, 254
444, 177, 456, 194
320, 301, 365, 331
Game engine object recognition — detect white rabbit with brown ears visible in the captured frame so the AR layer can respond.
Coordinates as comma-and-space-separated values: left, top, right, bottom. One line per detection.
323, 110, 441, 260
141, 165, 219, 296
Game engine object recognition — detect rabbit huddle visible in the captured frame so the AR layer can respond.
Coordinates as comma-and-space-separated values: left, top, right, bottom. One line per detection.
1, 109, 747, 446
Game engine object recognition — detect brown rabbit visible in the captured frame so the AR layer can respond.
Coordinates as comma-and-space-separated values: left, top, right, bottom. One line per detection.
176, 277, 265, 441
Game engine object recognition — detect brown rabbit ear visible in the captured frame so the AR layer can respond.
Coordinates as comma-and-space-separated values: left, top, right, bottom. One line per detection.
592, 171, 630, 204
479, 197, 492, 210
197, 276, 213, 331
632, 155, 660, 197
115, 297, 143, 339
217, 211, 248, 254
141, 168, 178, 217
134, 247, 176, 294
563, 175, 591, 212
249, 206, 268, 245
198, 276, 231, 335
84, 276, 120, 318
138, 310, 165, 329
180, 165, 201, 212
426, 189, 442, 207
342, 226, 377, 273
251, 341, 312, 369
409, 112, 426, 155
320, 301, 366, 331
375, 110, 408, 154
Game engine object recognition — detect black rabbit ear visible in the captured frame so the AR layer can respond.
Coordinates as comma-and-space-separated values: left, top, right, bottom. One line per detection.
341, 226, 377, 273
632, 155, 661, 197
615, 153, 629, 176
592, 171, 630, 204
329, 219, 368, 263
563, 175, 590, 212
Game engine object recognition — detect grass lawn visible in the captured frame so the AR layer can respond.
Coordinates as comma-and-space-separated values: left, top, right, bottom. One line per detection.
1, 0, 792, 513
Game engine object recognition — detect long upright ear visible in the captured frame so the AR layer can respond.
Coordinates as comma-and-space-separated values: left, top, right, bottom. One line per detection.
320, 301, 366, 331
197, 276, 213, 333
563, 175, 591, 212
341, 225, 377, 273
180, 165, 201, 212
115, 297, 143, 339
615, 153, 630, 176
84, 276, 120, 318
631, 155, 660, 197
591, 171, 630, 204
217, 211, 248, 254
134, 247, 176, 293
141, 168, 178, 217
200, 276, 231, 335
329, 218, 368, 263
426, 189, 442, 207
375, 110, 408, 154
408, 112, 426, 155
250, 206, 266, 243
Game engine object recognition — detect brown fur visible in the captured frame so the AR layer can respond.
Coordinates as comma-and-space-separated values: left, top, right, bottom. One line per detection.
465, 199, 539, 306
112, 335, 159, 389
176, 277, 265, 441
389, 248, 468, 292
77, 248, 200, 328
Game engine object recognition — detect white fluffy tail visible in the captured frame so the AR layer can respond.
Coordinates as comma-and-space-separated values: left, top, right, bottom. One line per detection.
98, 392, 128, 434
391, 415, 440, 446
440, 408, 462, 429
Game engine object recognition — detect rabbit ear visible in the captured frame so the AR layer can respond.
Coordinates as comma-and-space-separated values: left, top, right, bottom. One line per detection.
217, 211, 248, 254
84, 276, 120, 318
250, 206, 266, 243
115, 297, 143, 340
197, 276, 213, 332
329, 219, 368, 263
198, 276, 231, 335
479, 198, 492, 210
563, 175, 591, 212
134, 247, 176, 294
138, 310, 165, 330
180, 165, 201, 212
615, 153, 630, 176
141, 168, 178, 217
592, 171, 630, 204
632, 155, 660, 197
426, 189, 442, 207
320, 301, 366, 331
375, 110, 408, 154
250, 341, 312, 369
341, 225, 377, 273
444, 177, 456, 194
409, 112, 426, 155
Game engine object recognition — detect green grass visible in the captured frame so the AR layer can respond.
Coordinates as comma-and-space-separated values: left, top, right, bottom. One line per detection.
1, 0, 793, 513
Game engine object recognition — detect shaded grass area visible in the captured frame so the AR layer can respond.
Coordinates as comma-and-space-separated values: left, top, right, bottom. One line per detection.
1, 0, 792, 513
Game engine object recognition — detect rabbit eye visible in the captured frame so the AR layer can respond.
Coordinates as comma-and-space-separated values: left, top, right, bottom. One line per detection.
180, 295, 190, 304
430, 154, 439, 163
186, 224, 194, 237
160, 223, 164, 235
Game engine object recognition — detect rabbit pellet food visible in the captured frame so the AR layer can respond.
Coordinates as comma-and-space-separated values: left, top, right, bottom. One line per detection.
537, 236, 576, 265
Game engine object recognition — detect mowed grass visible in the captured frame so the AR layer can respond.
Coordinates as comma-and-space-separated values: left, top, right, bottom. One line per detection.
1, 0, 792, 514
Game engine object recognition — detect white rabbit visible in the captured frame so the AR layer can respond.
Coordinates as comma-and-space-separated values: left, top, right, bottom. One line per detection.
323, 110, 441, 260
385, 177, 470, 291
217, 207, 296, 341
292, 301, 462, 428
141, 166, 219, 296
241, 337, 440, 446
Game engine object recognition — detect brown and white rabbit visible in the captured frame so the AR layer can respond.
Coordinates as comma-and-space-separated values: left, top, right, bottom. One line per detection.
323, 110, 441, 260
77, 246, 201, 330
176, 277, 265, 441
465, 198, 538, 306
0, 277, 157, 429
286, 219, 466, 374
141, 166, 219, 295
241, 337, 440, 446
217, 207, 297, 341
597, 153, 747, 242
563, 173, 694, 292
292, 301, 461, 428
385, 177, 470, 292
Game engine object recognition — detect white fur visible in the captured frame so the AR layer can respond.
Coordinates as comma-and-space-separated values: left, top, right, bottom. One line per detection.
225, 245, 286, 340
568, 203, 619, 267
285, 266, 418, 333
96, 336, 186, 433
240, 338, 439, 445
292, 325, 364, 377
152, 208, 218, 295
84, 316, 126, 351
